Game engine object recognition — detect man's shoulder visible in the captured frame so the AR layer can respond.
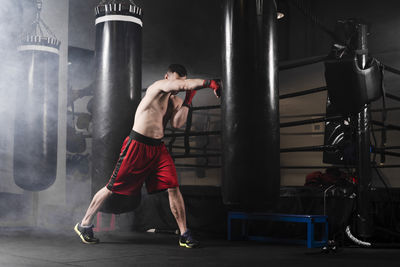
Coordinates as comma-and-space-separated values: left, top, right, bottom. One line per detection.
145, 81, 163, 95
146, 80, 169, 94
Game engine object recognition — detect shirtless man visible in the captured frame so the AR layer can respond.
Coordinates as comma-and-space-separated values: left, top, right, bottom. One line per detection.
74, 64, 221, 248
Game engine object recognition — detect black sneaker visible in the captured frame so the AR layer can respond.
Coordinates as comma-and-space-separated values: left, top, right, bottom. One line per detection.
74, 223, 100, 244
179, 230, 199, 248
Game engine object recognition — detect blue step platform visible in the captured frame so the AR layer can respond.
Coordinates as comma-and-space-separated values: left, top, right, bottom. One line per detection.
227, 212, 328, 248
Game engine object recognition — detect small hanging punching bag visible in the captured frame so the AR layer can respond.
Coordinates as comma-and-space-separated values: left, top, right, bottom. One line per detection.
14, 35, 60, 191
92, 0, 143, 210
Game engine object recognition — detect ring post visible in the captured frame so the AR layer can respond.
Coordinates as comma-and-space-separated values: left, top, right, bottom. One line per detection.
355, 23, 373, 239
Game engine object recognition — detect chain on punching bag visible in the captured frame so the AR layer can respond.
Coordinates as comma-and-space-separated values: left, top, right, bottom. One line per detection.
92, 0, 142, 210
14, 1, 60, 191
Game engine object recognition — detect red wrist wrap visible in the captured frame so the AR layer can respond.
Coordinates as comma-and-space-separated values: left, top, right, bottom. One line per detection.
204, 79, 221, 97
203, 79, 219, 91
183, 90, 197, 107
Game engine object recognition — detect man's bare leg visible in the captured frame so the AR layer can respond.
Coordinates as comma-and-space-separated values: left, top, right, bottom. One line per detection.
168, 187, 187, 234
81, 186, 113, 226
74, 186, 112, 244
168, 187, 199, 248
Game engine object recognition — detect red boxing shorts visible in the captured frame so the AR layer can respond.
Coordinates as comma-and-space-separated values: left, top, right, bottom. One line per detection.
106, 130, 179, 196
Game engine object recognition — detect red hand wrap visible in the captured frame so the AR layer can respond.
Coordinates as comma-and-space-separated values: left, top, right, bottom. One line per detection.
203, 79, 221, 97
183, 90, 197, 107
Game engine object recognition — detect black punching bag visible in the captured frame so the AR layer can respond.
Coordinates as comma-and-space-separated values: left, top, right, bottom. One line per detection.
14, 36, 60, 191
92, 0, 142, 197
222, 0, 280, 211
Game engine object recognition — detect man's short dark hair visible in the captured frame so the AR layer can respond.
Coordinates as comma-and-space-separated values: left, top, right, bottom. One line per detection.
167, 64, 187, 77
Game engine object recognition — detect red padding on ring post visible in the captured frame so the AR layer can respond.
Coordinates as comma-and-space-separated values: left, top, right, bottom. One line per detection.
93, 212, 116, 232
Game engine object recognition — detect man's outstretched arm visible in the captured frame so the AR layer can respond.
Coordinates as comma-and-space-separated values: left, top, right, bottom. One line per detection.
161, 79, 205, 94
149, 79, 221, 98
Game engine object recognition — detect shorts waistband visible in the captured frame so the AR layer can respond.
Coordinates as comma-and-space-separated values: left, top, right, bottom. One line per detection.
129, 130, 162, 146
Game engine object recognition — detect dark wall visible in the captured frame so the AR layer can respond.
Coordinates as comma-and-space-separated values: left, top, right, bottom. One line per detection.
139, 0, 222, 76
69, 0, 400, 86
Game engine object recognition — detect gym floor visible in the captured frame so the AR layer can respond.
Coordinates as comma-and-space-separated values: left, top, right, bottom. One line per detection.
0, 229, 399, 267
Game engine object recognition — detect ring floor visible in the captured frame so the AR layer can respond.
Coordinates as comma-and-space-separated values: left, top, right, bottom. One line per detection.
0, 229, 399, 267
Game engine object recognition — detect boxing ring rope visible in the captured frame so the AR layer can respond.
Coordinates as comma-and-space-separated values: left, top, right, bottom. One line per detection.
174, 164, 221, 168
172, 153, 221, 159
371, 121, 400, 131
278, 55, 327, 71
280, 165, 400, 169
164, 131, 221, 138
383, 146, 400, 150
280, 145, 337, 153
280, 115, 344, 128
372, 148, 400, 158
191, 105, 221, 111
170, 146, 220, 151
383, 64, 400, 76
279, 86, 327, 100
280, 107, 400, 120
166, 117, 400, 168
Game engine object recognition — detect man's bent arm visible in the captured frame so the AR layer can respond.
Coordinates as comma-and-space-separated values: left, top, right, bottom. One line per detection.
170, 97, 189, 129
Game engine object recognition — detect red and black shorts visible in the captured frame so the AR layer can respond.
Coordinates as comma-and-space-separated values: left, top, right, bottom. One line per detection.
106, 130, 179, 196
